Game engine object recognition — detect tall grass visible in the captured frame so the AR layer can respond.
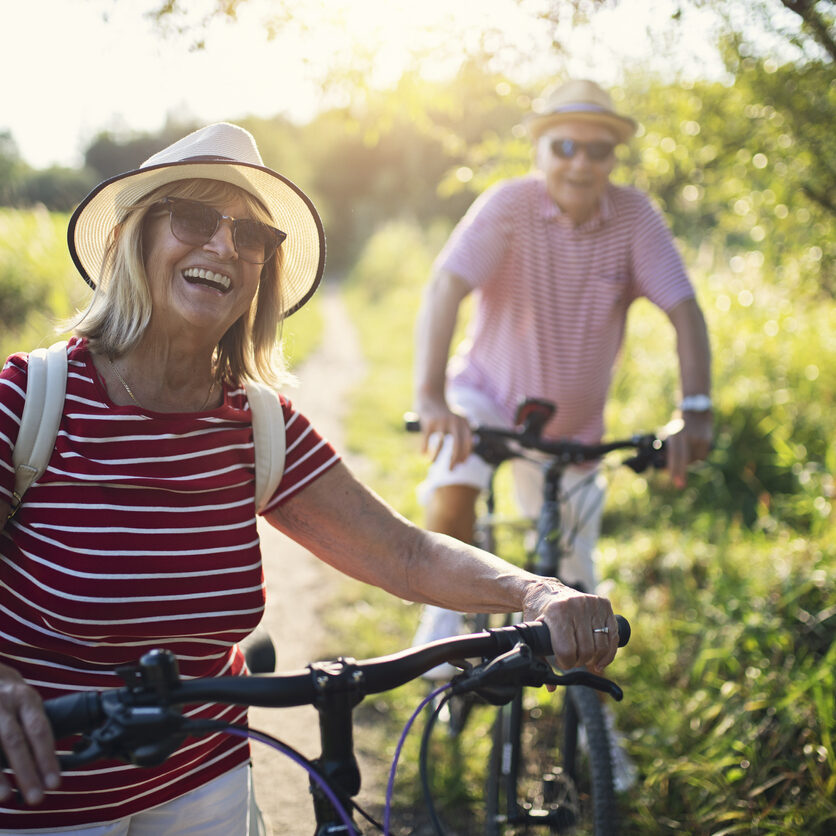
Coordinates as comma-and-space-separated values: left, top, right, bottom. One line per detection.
339, 220, 835, 834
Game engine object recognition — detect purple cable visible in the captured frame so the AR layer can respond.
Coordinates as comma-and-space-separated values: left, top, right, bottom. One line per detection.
223, 726, 358, 834
383, 682, 451, 835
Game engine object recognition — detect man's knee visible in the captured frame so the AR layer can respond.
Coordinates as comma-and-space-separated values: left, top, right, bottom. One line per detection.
425, 484, 481, 543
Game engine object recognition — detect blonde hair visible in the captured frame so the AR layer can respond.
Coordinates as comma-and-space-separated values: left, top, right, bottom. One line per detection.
72, 179, 291, 386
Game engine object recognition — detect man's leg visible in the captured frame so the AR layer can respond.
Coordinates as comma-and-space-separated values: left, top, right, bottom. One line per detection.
425, 483, 481, 543
511, 460, 606, 592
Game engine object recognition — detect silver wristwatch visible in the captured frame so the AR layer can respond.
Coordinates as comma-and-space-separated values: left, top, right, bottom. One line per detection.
679, 394, 713, 412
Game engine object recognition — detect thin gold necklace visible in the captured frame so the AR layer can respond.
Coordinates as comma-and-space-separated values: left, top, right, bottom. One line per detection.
108, 357, 217, 411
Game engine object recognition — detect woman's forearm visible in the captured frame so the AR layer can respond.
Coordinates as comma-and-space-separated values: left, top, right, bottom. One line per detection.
266, 462, 618, 672
265, 462, 550, 613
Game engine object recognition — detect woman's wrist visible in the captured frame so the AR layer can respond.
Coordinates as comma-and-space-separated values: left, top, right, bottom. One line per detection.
521, 576, 570, 618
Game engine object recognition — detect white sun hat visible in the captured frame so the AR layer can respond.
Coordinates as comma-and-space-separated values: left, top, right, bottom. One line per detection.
67, 122, 326, 318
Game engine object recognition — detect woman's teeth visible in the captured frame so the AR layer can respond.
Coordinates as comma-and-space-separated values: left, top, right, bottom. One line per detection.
183, 268, 231, 292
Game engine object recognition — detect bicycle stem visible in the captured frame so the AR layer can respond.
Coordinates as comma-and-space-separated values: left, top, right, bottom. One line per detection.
309, 659, 365, 833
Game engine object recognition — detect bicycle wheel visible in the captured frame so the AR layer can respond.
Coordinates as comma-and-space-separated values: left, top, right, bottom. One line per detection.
484, 689, 521, 836
563, 685, 619, 835
483, 685, 619, 835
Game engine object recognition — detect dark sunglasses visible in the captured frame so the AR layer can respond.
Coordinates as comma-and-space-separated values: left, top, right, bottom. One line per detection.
549, 138, 615, 162
158, 197, 286, 264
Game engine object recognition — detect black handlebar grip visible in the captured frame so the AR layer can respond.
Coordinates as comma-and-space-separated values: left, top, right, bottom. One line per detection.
615, 614, 631, 647
43, 691, 103, 739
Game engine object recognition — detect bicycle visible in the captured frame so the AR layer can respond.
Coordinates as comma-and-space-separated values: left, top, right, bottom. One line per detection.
31, 619, 629, 835
406, 397, 666, 835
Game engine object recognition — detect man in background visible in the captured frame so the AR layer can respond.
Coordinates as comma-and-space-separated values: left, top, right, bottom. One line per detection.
411, 79, 713, 789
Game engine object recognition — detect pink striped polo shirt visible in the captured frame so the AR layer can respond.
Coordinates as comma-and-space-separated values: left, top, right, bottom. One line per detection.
0, 337, 339, 828
440, 175, 695, 443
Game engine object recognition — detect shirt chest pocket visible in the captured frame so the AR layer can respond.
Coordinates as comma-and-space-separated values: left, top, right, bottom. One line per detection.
589, 272, 630, 320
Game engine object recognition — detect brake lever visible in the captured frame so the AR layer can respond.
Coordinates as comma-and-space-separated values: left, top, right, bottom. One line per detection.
61, 702, 189, 768
448, 643, 537, 705
544, 670, 624, 701
448, 642, 624, 703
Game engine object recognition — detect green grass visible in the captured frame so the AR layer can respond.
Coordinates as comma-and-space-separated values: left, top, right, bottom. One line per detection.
282, 290, 324, 371
0, 208, 86, 359
335, 221, 836, 834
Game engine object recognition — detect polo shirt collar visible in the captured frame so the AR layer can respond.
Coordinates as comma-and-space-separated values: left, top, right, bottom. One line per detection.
538, 180, 615, 231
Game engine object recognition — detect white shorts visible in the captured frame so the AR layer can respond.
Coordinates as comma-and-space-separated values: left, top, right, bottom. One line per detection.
418, 384, 606, 591
6, 763, 265, 836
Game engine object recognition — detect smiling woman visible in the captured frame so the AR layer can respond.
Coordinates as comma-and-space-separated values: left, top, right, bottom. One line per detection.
0, 122, 336, 830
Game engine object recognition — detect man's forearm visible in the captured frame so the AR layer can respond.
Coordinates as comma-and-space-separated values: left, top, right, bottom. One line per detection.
669, 297, 712, 398
413, 270, 471, 408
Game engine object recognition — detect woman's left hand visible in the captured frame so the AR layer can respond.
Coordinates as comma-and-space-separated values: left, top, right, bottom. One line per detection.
522, 580, 619, 674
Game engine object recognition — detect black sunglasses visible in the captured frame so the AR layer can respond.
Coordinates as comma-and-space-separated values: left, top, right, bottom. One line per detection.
158, 197, 287, 264
549, 138, 615, 162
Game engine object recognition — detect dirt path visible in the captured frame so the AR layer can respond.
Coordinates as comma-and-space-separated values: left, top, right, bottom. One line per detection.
249, 283, 373, 833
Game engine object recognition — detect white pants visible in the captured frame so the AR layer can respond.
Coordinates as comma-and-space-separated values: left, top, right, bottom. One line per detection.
414, 386, 607, 658
5, 764, 267, 836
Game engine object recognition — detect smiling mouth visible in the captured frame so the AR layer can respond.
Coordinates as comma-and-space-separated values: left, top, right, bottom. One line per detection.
183, 267, 231, 293
565, 177, 594, 188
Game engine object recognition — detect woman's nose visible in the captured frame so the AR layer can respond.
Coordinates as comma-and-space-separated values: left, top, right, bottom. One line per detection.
204, 217, 237, 259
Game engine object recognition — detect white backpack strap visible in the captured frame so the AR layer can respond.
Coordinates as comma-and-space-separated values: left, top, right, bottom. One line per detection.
247, 380, 286, 515
11, 341, 68, 514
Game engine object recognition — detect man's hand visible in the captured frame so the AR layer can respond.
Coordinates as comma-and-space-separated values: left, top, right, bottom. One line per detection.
416, 400, 474, 469
667, 409, 713, 488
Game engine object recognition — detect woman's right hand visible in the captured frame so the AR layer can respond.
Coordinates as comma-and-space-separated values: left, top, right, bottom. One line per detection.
0, 663, 60, 805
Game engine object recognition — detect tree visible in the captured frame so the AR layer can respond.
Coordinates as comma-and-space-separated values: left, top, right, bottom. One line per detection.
84, 120, 200, 181
0, 131, 28, 206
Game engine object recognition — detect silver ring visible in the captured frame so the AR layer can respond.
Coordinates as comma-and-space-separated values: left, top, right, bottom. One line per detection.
592, 627, 609, 634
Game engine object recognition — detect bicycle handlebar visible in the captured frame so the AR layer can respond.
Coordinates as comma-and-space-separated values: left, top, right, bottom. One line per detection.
404, 409, 667, 472
42, 618, 630, 748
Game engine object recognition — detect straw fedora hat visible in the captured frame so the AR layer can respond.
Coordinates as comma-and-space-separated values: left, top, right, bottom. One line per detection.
67, 122, 326, 318
526, 79, 637, 144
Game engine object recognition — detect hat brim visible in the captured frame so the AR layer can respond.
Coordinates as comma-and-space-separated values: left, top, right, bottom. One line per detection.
67, 160, 326, 318
526, 111, 637, 144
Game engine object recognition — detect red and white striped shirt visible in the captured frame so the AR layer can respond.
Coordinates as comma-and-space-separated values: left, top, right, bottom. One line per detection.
440, 176, 696, 443
0, 337, 339, 828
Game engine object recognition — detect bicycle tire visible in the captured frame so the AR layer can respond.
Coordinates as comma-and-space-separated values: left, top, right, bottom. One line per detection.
483, 685, 619, 835
484, 688, 520, 836
565, 685, 619, 835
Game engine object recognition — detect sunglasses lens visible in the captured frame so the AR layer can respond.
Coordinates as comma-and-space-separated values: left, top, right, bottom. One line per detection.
169, 199, 218, 244
550, 139, 576, 159
235, 219, 279, 263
